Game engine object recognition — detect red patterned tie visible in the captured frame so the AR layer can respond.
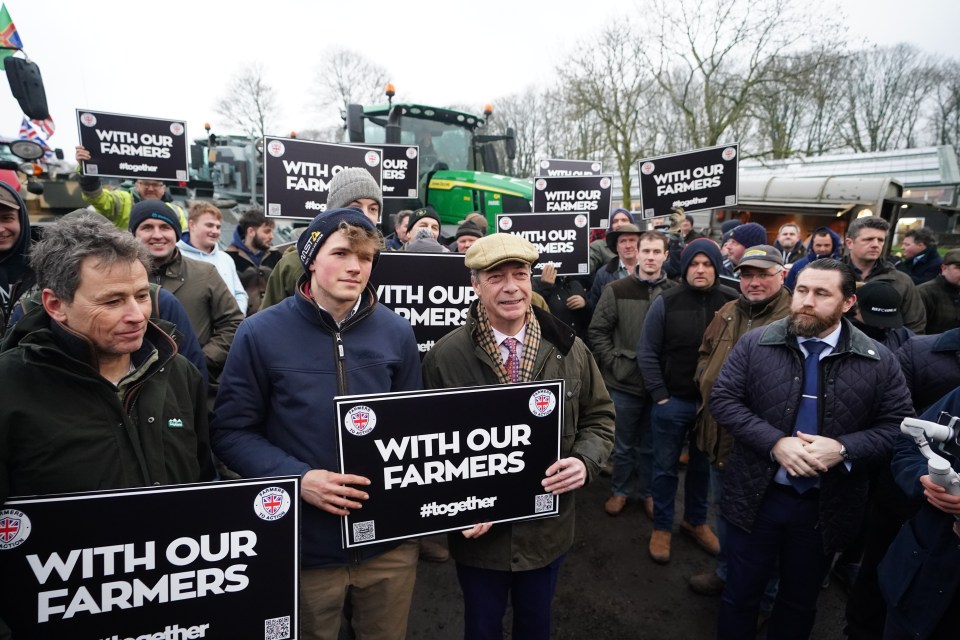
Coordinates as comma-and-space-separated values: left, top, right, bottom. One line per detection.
503, 337, 520, 383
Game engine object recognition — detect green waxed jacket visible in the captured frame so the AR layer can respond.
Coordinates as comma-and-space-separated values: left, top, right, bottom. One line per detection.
0, 306, 215, 504
422, 303, 614, 571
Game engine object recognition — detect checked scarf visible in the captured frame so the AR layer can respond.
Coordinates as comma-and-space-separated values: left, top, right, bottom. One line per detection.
473, 303, 541, 385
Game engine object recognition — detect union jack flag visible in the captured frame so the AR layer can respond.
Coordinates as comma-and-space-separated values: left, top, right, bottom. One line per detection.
30, 117, 55, 137
18, 116, 38, 141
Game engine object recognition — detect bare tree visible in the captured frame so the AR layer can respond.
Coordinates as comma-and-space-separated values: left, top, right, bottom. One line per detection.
559, 22, 651, 209
637, 0, 839, 150
746, 49, 848, 159
214, 63, 279, 138
840, 44, 937, 152
314, 47, 390, 118
928, 58, 960, 151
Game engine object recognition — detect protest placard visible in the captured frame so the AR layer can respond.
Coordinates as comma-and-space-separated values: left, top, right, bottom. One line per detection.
371, 252, 474, 356
496, 212, 589, 276
335, 381, 564, 548
263, 137, 382, 221
76, 110, 188, 182
352, 143, 420, 199
536, 159, 602, 177
532, 175, 612, 229
637, 144, 739, 219
0, 478, 299, 639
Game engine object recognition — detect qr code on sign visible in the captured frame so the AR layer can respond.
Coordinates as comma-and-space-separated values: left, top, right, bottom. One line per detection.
354, 520, 376, 542
264, 615, 291, 640
534, 493, 555, 513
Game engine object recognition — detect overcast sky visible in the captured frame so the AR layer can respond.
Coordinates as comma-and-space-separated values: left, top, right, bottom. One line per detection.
5, 0, 960, 152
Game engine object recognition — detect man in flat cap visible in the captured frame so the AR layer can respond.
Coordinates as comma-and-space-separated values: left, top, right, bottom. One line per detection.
212, 207, 422, 640
422, 233, 614, 640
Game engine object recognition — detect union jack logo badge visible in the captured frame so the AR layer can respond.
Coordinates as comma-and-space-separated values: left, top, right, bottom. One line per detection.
0, 509, 31, 550
345, 405, 377, 436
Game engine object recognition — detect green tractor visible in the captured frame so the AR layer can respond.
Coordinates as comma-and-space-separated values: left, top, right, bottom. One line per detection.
344, 89, 532, 229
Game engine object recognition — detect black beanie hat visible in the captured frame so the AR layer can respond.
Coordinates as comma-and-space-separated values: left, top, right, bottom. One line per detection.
297, 207, 378, 272
406, 206, 441, 233
129, 199, 181, 239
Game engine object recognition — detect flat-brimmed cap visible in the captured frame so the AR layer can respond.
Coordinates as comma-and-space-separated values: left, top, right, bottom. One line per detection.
464, 233, 539, 271
735, 244, 783, 271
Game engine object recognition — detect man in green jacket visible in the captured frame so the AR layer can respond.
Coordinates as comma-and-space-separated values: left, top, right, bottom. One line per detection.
0, 213, 215, 638
422, 233, 614, 640
129, 200, 243, 383
843, 216, 926, 333
589, 230, 675, 517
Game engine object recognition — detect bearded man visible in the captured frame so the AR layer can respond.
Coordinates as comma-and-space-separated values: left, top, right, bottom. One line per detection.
708, 259, 913, 640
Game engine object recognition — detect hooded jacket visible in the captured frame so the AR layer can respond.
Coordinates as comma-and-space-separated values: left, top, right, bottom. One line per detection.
637, 239, 738, 402
785, 226, 842, 290
0, 181, 30, 330
0, 305, 215, 502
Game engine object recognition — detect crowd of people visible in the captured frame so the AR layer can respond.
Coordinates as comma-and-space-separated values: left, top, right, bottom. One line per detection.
2, 160, 960, 640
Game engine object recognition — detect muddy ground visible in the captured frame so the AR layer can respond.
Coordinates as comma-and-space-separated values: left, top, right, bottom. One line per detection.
405, 471, 849, 639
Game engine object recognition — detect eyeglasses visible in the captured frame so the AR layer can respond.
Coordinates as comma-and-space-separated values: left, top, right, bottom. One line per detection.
136, 181, 165, 190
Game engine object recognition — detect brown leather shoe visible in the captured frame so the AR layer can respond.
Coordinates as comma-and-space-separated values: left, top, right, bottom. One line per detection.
604, 495, 627, 516
649, 530, 672, 564
680, 521, 720, 556
689, 572, 726, 596
642, 496, 654, 520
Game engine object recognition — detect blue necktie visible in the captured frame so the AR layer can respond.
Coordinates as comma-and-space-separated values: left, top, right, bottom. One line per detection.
790, 339, 828, 493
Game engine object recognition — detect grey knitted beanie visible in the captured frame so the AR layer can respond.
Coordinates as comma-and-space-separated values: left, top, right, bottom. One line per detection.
326, 167, 383, 211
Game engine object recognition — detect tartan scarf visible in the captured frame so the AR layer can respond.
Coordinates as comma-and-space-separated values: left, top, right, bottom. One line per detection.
473, 302, 541, 384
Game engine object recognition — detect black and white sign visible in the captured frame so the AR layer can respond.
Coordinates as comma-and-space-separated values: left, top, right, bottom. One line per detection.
637, 144, 739, 219
353, 143, 420, 199
0, 478, 299, 639
496, 212, 590, 276
371, 253, 473, 355
263, 137, 382, 221
536, 159, 603, 177
76, 110, 188, 182
335, 381, 563, 548
532, 175, 612, 230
